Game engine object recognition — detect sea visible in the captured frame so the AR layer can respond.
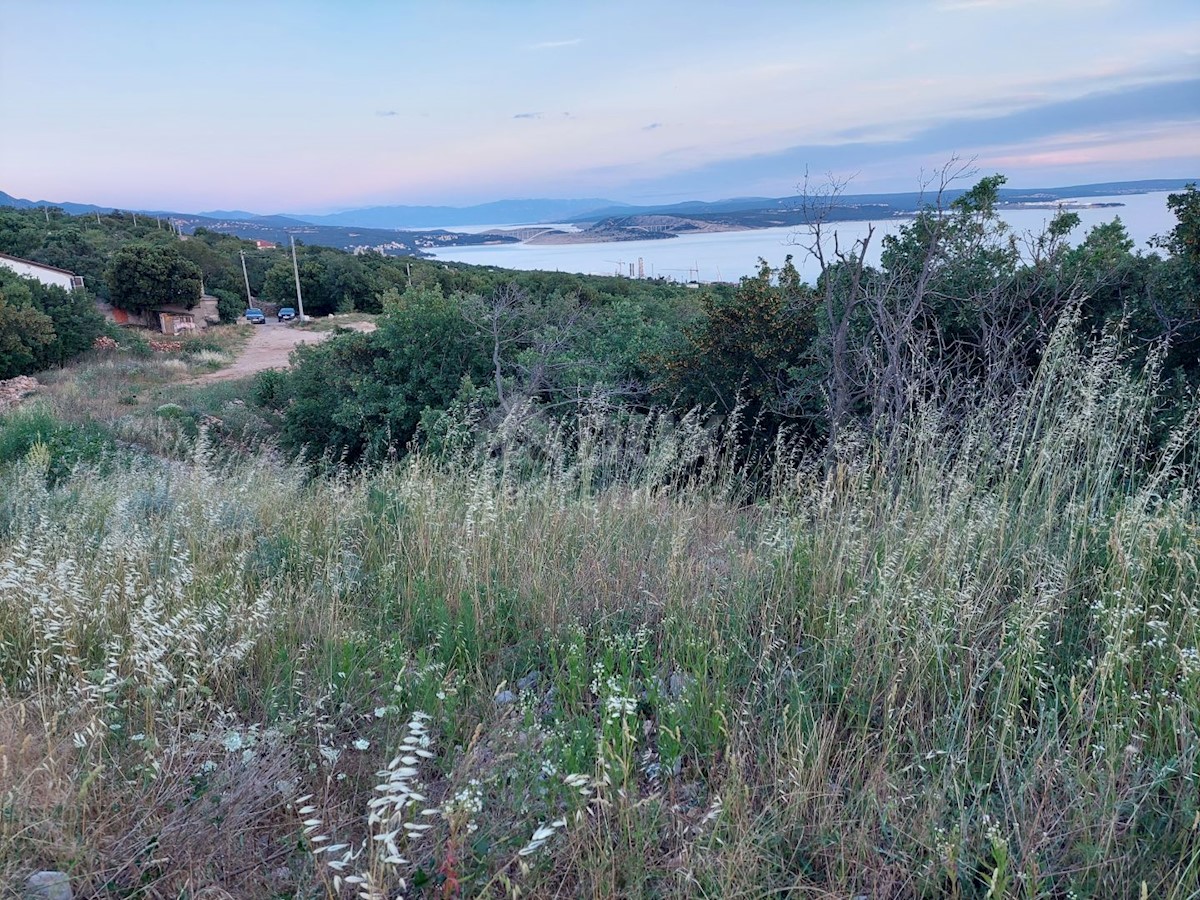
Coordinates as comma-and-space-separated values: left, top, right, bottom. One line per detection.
424, 191, 1179, 285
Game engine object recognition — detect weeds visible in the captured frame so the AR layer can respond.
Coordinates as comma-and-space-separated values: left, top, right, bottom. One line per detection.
0, 322, 1197, 897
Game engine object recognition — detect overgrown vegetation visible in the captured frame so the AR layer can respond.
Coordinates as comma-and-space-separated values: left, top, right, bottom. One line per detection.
0, 267, 107, 378
1, 320, 1197, 896
258, 177, 1199, 465
0, 176, 1198, 897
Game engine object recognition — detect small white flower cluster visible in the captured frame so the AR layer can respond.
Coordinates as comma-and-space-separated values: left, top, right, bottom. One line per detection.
590, 666, 639, 723
604, 689, 637, 723
1179, 646, 1200, 678
442, 778, 484, 834
981, 813, 1003, 847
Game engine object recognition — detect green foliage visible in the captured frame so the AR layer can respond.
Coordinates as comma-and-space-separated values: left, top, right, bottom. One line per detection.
177, 228, 273, 303
0, 289, 55, 379
266, 286, 492, 464
1157, 182, 1200, 275
0, 268, 105, 376
880, 173, 1022, 325
664, 256, 815, 428
0, 206, 185, 301
3, 176, 1198, 468
0, 404, 115, 484
260, 244, 380, 316
105, 241, 202, 313
262, 276, 702, 465
209, 287, 244, 324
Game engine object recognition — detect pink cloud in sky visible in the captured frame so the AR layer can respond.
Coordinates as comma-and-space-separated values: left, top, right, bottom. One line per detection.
982, 123, 1200, 170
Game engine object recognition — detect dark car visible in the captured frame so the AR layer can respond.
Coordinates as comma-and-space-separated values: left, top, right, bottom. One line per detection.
244, 308, 266, 325
277, 307, 297, 322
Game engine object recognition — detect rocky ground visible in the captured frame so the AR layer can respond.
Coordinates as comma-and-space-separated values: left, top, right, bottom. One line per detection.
0, 375, 39, 411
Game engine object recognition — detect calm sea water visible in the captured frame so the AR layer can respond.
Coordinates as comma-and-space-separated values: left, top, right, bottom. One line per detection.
426, 191, 1178, 284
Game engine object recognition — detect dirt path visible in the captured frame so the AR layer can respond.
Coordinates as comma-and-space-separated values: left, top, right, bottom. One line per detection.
198, 320, 375, 382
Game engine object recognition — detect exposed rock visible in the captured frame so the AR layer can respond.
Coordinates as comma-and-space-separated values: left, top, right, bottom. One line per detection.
668, 671, 692, 699
25, 871, 72, 900
0, 375, 39, 411
494, 690, 517, 705
517, 671, 541, 691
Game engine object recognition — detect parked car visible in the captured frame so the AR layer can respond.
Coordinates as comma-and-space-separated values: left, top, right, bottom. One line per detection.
244, 308, 266, 324
277, 307, 297, 322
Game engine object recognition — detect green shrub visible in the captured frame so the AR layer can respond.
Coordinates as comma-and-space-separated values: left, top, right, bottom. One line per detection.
177, 334, 225, 355
0, 404, 116, 484
154, 402, 187, 419
253, 369, 285, 407
210, 287, 244, 324
0, 268, 107, 376
115, 327, 152, 356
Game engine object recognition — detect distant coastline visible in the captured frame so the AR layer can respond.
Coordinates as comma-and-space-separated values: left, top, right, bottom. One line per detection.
1, 178, 1192, 257
472, 198, 1133, 248
425, 190, 1181, 285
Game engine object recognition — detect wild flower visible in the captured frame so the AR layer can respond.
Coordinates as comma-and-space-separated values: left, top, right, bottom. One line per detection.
604, 690, 637, 722
1180, 647, 1200, 678
442, 778, 484, 834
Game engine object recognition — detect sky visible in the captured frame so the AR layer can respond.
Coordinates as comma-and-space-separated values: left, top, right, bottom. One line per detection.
1, 0, 1198, 214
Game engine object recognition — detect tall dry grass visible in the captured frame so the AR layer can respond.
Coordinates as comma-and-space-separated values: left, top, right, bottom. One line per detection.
0, 322, 1197, 897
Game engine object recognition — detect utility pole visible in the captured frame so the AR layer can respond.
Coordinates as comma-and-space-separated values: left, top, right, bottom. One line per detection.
43, 207, 49, 224
239, 249, 254, 307
290, 234, 306, 322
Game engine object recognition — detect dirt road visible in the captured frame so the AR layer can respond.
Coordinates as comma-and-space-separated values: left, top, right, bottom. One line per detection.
199, 320, 375, 382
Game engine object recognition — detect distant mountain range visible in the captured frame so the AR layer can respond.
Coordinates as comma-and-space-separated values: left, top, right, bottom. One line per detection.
0, 190, 183, 218
5, 180, 1192, 232
290, 198, 629, 229
566, 180, 1199, 225
2, 179, 1194, 257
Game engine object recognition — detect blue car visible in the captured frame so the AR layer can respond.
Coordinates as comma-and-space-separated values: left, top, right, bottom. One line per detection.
277, 307, 297, 322
244, 308, 266, 325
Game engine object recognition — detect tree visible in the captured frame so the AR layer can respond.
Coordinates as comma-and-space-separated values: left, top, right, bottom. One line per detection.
268, 286, 492, 464
261, 246, 380, 316
0, 268, 105, 374
664, 257, 817, 438
0, 289, 56, 379
1156, 183, 1200, 277
105, 242, 202, 313
209, 288, 244, 324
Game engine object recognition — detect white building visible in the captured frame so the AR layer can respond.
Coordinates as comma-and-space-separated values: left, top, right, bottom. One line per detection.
0, 251, 85, 292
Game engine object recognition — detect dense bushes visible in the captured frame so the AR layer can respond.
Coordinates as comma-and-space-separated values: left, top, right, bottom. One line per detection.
105, 241, 203, 313
263, 283, 698, 464
0, 267, 106, 377
257, 179, 1199, 468
4, 180, 1197, 465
